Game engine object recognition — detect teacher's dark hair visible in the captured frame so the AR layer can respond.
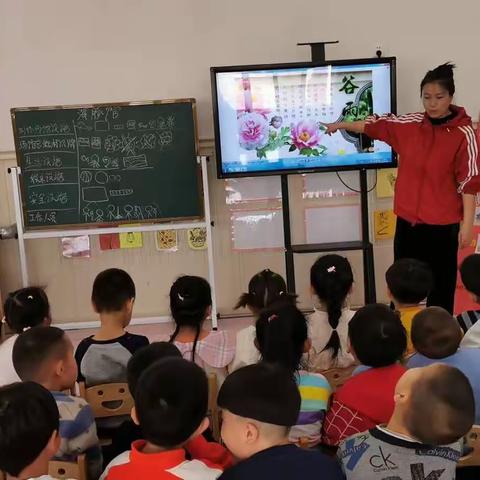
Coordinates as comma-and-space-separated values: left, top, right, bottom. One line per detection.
420, 63, 456, 96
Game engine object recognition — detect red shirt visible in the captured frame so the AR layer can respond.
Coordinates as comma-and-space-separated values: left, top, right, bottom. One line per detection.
365, 106, 480, 225
322, 364, 406, 446
106, 436, 232, 480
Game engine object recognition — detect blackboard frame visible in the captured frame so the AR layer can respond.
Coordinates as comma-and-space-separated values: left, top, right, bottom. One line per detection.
11, 98, 203, 231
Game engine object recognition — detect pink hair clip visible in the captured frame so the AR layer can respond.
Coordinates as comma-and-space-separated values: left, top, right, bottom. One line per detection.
268, 314, 278, 323
327, 266, 336, 273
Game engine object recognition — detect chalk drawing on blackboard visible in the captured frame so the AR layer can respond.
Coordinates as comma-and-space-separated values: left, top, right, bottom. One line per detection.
113, 124, 125, 130
158, 131, 173, 147
91, 137, 102, 150
82, 186, 108, 203
123, 154, 150, 170
126, 120, 136, 130
110, 189, 133, 197
77, 137, 90, 148
75, 121, 93, 131
80, 171, 93, 184
95, 121, 110, 132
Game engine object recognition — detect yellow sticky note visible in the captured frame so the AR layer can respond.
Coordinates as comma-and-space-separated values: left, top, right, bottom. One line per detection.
187, 228, 207, 250
374, 210, 396, 240
119, 227, 143, 249
377, 168, 397, 198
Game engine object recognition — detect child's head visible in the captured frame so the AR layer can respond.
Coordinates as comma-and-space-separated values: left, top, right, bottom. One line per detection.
218, 363, 301, 460
92, 268, 136, 325
460, 254, 480, 303
411, 307, 462, 359
255, 304, 310, 372
127, 342, 181, 398
169, 275, 212, 360
132, 357, 209, 448
393, 364, 474, 445
0, 382, 60, 479
3, 287, 51, 334
310, 254, 353, 359
235, 269, 296, 314
386, 258, 433, 307
348, 304, 407, 367
13, 326, 78, 391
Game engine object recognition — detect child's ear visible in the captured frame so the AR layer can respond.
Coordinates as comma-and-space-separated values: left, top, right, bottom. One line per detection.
303, 338, 312, 354
131, 407, 140, 426
254, 338, 260, 352
91, 300, 99, 314
54, 358, 65, 378
46, 430, 61, 457
245, 422, 259, 445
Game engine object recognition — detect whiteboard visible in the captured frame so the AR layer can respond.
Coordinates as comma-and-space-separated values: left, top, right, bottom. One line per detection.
231, 208, 284, 250
305, 205, 362, 244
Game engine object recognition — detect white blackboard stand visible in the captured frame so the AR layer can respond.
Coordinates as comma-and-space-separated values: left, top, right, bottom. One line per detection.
8, 155, 219, 328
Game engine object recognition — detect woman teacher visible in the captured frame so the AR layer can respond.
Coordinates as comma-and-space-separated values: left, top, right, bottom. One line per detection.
325, 63, 480, 313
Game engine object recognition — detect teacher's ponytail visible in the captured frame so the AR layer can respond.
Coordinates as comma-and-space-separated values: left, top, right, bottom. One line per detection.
420, 62, 456, 96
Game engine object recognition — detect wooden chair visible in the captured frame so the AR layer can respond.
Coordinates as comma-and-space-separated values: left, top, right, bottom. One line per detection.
78, 382, 133, 418
458, 425, 480, 467
48, 454, 86, 480
207, 373, 221, 442
320, 365, 357, 390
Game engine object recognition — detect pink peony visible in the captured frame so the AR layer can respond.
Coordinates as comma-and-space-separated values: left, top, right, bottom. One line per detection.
238, 112, 269, 150
290, 120, 321, 151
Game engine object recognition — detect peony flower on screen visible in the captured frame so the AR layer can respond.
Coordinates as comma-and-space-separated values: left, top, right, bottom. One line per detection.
238, 112, 269, 150
290, 120, 322, 151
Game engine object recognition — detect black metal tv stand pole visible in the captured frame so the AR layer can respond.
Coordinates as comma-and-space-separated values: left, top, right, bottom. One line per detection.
282, 41, 376, 304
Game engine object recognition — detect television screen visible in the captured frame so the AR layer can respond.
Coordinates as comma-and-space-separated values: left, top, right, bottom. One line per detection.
211, 58, 396, 178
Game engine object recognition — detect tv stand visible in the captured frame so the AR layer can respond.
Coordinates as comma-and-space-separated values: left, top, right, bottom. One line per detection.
282, 41, 377, 304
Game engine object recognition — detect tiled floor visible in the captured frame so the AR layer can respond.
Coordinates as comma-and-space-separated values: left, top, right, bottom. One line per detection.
66, 315, 254, 348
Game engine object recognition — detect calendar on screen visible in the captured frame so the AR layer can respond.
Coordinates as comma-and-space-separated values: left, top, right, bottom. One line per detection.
212, 58, 396, 178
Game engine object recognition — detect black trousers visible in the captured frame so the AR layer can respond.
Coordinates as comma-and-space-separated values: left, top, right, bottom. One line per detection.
394, 217, 459, 314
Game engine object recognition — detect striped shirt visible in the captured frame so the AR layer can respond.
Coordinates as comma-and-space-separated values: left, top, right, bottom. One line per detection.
289, 371, 332, 446
457, 310, 480, 334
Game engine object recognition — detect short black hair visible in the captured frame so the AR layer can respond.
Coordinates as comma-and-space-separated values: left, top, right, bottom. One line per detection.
406, 365, 474, 445
92, 268, 136, 313
127, 342, 181, 398
349, 304, 407, 367
386, 258, 433, 305
13, 326, 68, 382
135, 357, 208, 448
3, 287, 50, 334
218, 363, 300, 427
0, 382, 59, 477
255, 304, 308, 372
460, 254, 480, 299
235, 269, 296, 311
420, 62, 456, 97
411, 307, 462, 359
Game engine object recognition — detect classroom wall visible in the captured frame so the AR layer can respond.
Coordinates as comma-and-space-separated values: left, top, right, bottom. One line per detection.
0, 0, 478, 324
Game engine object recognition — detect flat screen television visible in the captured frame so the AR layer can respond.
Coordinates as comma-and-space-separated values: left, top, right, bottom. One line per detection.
211, 57, 397, 178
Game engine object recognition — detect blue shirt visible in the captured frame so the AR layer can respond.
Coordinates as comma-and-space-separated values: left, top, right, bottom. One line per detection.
407, 348, 480, 423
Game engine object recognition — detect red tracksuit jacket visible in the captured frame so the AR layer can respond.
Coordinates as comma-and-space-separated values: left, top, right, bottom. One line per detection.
365, 106, 480, 225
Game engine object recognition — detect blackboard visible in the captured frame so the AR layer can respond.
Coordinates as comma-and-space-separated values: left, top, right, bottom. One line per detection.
11, 99, 202, 230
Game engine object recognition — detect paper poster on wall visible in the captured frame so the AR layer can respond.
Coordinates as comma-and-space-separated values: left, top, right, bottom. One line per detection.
377, 168, 397, 198
225, 177, 282, 204
231, 208, 284, 251
61, 236, 91, 258
99, 233, 120, 250
188, 228, 207, 250
155, 230, 178, 252
119, 231, 143, 249
303, 171, 359, 199
305, 205, 361, 244
374, 209, 396, 240
474, 206, 480, 226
